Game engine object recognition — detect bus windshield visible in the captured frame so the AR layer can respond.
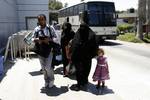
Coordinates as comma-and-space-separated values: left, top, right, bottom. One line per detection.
87, 2, 116, 26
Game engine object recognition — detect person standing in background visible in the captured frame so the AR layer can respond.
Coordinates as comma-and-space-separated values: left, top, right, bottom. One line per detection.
61, 22, 75, 77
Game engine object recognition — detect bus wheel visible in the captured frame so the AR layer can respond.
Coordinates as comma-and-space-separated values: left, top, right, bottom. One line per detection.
99, 39, 105, 44
97, 39, 105, 44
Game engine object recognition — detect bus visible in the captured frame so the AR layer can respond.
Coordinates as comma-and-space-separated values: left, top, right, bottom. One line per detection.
58, 1, 117, 42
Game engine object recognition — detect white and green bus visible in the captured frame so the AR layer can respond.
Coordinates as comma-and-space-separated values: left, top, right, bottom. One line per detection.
58, 1, 117, 42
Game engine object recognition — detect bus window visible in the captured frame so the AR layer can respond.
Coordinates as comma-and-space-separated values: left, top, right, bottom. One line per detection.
62, 10, 66, 17
74, 5, 79, 15
70, 7, 74, 16
88, 3, 102, 12
87, 2, 116, 26
66, 8, 69, 16
103, 3, 116, 26
88, 11, 103, 26
79, 3, 85, 13
103, 3, 115, 13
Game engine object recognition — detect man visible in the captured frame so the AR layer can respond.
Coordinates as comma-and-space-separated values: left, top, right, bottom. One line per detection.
33, 14, 56, 89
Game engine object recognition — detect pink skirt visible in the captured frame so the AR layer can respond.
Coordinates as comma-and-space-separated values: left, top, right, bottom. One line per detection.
92, 65, 110, 81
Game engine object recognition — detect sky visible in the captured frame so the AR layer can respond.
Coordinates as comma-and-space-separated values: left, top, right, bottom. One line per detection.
58, 0, 138, 11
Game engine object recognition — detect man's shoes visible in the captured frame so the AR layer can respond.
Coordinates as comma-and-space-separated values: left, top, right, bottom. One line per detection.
80, 84, 87, 91
63, 74, 68, 77
40, 69, 43, 73
49, 84, 54, 88
70, 84, 80, 91
70, 84, 87, 91
45, 82, 49, 88
43, 82, 54, 90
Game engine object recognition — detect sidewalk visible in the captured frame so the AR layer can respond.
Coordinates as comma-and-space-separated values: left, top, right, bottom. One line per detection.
0, 58, 122, 100
115, 40, 150, 48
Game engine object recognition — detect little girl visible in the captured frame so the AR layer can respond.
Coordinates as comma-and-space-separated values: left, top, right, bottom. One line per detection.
92, 48, 110, 89
64, 40, 72, 76
65, 39, 75, 76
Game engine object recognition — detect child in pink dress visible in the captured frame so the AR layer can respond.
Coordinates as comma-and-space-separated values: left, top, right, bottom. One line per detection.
92, 48, 110, 89
65, 40, 72, 76
65, 40, 75, 76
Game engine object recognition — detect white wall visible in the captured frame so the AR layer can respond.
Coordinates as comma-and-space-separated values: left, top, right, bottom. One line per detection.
17, 0, 49, 30
0, 0, 49, 53
0, 0, 18, 52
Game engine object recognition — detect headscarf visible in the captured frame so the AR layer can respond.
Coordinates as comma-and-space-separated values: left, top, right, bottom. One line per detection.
62, 22, 72, 35
78, 23, 90, 41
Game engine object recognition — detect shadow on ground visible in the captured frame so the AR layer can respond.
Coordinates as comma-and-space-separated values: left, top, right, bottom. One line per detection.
100, 40, 122, 46
54, 66, 76, 80
69, 82, 114, 95
143, 39, 150, 43
54, 66, 63, 75
0, 60, 15, 83
40, 85, 69, 96
29, 70, 43, 76
87, 82, 114, 95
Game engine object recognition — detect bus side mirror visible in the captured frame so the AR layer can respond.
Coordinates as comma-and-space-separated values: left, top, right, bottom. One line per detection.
79, 11, 88, 24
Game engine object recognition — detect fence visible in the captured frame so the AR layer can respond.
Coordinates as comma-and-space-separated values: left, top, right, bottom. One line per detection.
4, 30, 33, 62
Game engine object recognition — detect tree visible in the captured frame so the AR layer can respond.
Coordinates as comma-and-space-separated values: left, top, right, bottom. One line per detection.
49, 0, 63, 24
81, 0, 85, 2
145, 0, 150, 38
64, 3, 68, 8
136, 0, 146, 39
146, 0, 150, 24
49, 0, 63, 10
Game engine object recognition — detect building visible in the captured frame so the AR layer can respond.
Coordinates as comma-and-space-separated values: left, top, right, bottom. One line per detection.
117, 9, 137, 26
0, 0, 49, 54
117, 12, 137, 24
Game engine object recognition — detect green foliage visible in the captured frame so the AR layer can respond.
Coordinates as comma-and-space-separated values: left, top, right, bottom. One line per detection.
117, 33, 144, 43
49, 13, 58, 24
143, 34, 150, 43
117, 24, 134, 33
49, 1, 63, 10
64, 3, 68, 8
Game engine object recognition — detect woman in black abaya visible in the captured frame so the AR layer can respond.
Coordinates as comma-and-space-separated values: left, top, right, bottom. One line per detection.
70, 23, 98, 91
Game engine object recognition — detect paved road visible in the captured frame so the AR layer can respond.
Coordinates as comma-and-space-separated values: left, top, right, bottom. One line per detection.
0, 40, 150, 100
101, 40, 150, 100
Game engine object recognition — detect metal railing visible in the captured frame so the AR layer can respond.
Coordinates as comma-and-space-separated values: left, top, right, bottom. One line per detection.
4, 30, 33, 62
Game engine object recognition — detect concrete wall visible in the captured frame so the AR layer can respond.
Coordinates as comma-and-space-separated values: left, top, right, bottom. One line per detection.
17, 0, 49, 30
0, 0, 49, 54
0, 0, 18, 53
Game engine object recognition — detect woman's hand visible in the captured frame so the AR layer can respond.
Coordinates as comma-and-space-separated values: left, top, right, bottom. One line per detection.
34, 38, 39, 43
43, 38, 49, 44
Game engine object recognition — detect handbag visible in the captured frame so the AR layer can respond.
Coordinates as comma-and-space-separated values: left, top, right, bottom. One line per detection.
33, 42, 52, 58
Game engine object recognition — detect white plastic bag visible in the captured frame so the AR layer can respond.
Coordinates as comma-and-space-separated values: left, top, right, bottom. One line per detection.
66, 63, 76, 75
